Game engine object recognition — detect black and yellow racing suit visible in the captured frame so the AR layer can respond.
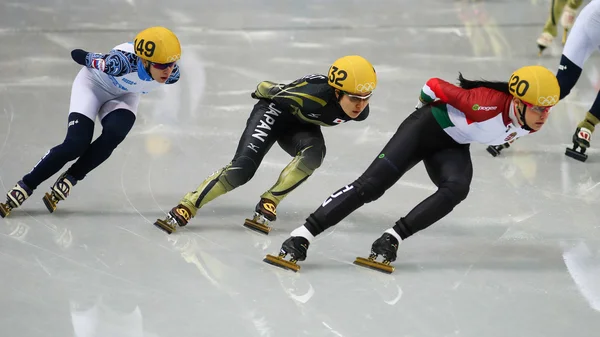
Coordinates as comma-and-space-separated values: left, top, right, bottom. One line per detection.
177, 74, 370, 219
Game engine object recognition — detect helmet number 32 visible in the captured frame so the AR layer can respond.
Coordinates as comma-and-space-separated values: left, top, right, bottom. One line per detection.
135, 39, 156, 58
329, 66, 348, 87
509, 75, 529, 97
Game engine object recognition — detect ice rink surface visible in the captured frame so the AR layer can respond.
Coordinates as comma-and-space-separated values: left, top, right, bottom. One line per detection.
1, 0, 599, 336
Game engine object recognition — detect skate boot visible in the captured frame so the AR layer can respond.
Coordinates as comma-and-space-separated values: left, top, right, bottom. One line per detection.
565, 127, 592, 162
0, 181, 33, 218
486, 142, 511, 157
154, 204, 192, 234
243, 198, 277, 235
560, 5, 577, 45
264, 236, 309, 272
536, 31, 554, 56
42, 172, 77, 213
354, 233, 399, 274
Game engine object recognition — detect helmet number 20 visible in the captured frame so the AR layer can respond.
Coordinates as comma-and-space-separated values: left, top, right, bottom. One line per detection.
509, 75, 529, 97
135, 39, 156, 58
329, 66, 348, 87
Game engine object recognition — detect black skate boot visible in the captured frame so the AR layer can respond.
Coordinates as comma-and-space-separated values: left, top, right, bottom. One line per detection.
43, 172, 77, 213
154, 204, 193, 234
243, 198, 277, 235
486, 142, 511, 157
264, 236, 310, 272
354, 233, 399, 274
0, 181, 33, 218
566, 127, 592, 162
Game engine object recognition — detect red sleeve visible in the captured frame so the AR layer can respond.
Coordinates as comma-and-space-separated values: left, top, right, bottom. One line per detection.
424, 78, 511, 122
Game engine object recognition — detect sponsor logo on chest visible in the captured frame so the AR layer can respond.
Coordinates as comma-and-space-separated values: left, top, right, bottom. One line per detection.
472, 104, 497, 111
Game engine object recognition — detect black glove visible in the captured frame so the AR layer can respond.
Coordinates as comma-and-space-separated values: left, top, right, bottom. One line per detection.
71, 49, 88, 66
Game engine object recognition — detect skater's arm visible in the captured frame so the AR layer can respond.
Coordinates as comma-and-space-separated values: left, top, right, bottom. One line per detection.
70, 49, 137, 76
421, 78, 506, 122
269, 75, 330, 112
165, 64, 180, 84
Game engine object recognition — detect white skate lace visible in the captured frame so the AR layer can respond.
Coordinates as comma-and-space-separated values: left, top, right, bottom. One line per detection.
53, 182, 70, 200
253, 212, 268, 224
536, 32, 554, 47
561, 6, 577, 29
577, 127, 592, 147
8, 185, 29, 206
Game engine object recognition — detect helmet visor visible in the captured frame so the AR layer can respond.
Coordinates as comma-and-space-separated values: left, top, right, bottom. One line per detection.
342, 91, 373, 103
522, 100, 551, 114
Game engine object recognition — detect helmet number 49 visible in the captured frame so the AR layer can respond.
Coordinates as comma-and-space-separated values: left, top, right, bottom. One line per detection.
329, 66, 348, 87
509, 75, 530, 97
135, 39, 156, 58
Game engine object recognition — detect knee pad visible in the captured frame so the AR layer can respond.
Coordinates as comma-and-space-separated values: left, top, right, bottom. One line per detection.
353, 176, 386, 203
100, 109, 136, 146
298, 144, 326, 171
220, 156, 258, 188
54, 113, 94, 160
439, 180, 470, 205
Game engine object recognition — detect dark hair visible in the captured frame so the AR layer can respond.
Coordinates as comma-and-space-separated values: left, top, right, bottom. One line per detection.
457, 72, 510, 95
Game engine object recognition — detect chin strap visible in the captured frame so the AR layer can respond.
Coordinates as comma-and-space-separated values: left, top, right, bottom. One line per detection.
517, 104, 533, 131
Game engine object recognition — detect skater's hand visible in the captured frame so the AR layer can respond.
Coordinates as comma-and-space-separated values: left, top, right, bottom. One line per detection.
415, 97, 426, 110
70, 49, 88, 66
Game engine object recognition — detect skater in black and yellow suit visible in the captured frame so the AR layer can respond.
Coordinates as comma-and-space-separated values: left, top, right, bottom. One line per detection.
154, 55, 377, 235
536, 0, 584, 55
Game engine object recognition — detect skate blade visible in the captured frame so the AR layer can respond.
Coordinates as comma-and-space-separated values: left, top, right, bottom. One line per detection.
354, 257, 395, 274
243, 218, 271, 235
486, 146, 500, 157
263, 254, 300, 272
565, 147, 588, 162
0, 203, 12, 218
537, 45, 546, 57
42, 193, 57, 213
154, 219, 176, 234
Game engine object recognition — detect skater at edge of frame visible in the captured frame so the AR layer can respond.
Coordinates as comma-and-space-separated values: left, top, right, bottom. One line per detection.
491, 0, 600, 162
537, 0, 584, 56
154, 55, 377, 235
0, 26, 181, 218
264, 65, 561, 273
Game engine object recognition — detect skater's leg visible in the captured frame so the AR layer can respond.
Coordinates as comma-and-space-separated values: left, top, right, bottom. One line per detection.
179, 101, 287, 215
544, 0, 567, 38
390, 145, 473, 241
562, 0, 584, 32
22, 113, 94, 190
2, 68, 110, 216
156, 101, 289, 233
537, 0, 567, 53
22, 68, 106, 190
559, 9, 600, 155
256, 124, 325, 219
66, 108, 136, 180
354, 145, 472, 270
298, 107, 447, 241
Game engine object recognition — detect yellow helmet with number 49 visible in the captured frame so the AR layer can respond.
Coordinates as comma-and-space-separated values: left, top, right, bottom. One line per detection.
328, 55, 377, 95
134, 26, 181, 64
508, 65, 560, 107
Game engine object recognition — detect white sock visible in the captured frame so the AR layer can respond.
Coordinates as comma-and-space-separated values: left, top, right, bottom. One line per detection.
385, 228, 402, 243
290, 225, 315, 243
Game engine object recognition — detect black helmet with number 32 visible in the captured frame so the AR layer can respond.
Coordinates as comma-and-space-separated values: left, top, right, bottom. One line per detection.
327, 55, 377, 95
134, 26, 181, 64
